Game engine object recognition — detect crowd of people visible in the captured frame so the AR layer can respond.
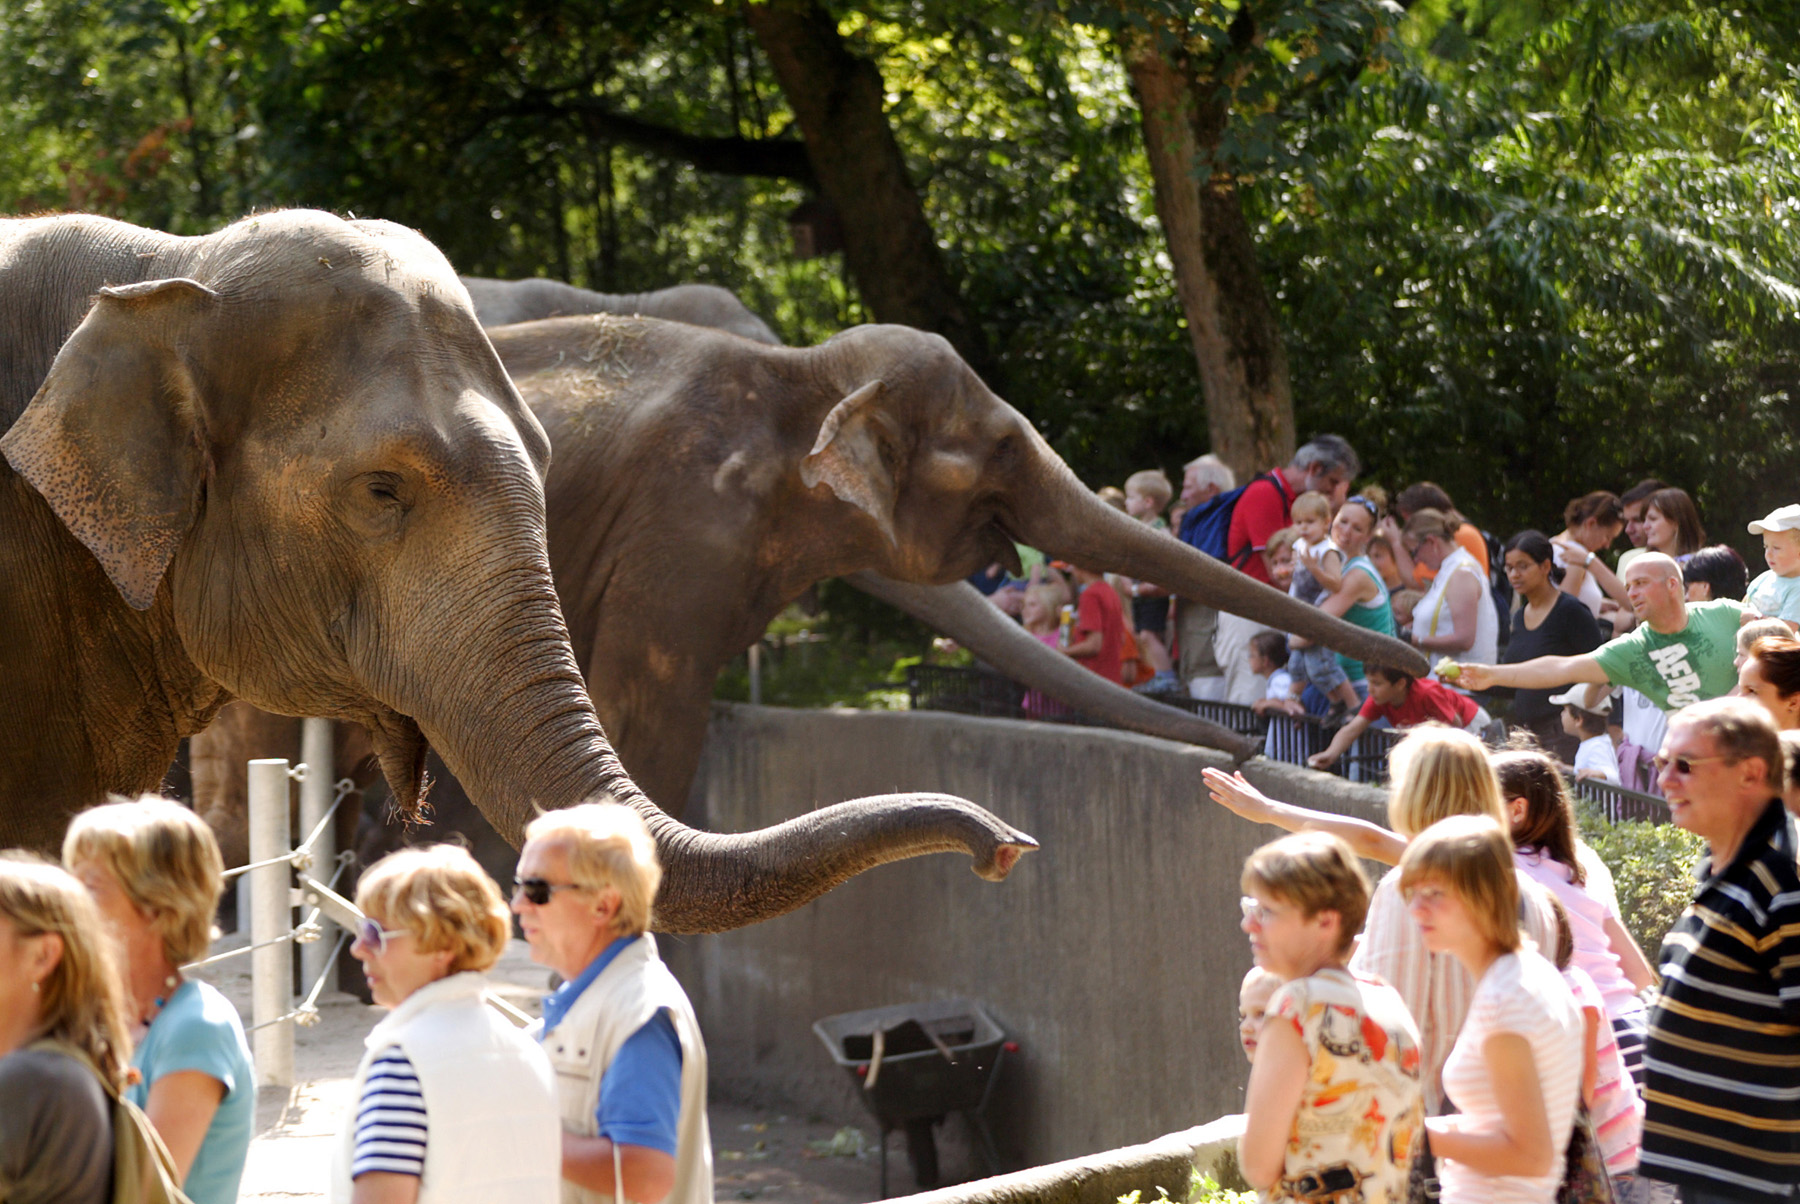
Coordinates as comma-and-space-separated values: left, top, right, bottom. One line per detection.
973, 435, 1800, 795
1220, 701, 1800, 1204
0, 798, 710, 1204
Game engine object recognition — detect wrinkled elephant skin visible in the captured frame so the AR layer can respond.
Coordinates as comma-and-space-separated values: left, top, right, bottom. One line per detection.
461, 276, 781, 345
1, 213, 1031, 934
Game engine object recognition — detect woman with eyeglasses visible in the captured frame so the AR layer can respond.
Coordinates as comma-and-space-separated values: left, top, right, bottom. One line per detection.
335, 844, 558, 1204
1288, 496, 1395, 704
1497, 531, 1604, 761
63, 796, 255, 1204
1402, 509, 1498, 687
1400, 817, 1583, 1204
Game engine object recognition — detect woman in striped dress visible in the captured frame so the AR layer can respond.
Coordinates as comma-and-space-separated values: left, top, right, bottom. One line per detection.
333, 846, 560, 1204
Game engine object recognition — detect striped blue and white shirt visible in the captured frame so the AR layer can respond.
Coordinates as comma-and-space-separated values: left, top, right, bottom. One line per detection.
352, 1046, 428, 1179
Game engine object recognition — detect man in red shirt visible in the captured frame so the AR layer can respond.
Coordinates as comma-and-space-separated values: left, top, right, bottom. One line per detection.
1305, 664, 1492, 770
1225, 434, 1361, 586
1064, 564, 1129, 684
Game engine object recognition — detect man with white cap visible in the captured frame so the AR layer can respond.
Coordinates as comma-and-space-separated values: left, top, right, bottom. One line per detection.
1745, 502, 1800, 626
1455, 553, 1758, 713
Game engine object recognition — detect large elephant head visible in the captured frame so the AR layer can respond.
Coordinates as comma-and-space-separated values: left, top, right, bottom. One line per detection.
1, 213, 1029, 930
802, 326, 1425, 674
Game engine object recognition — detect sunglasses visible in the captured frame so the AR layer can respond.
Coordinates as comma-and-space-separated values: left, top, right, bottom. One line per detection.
1344, 496, 1379, 519
1652, 753, 1733, 776
355, 918, 407, 955
512, 876, 585, 906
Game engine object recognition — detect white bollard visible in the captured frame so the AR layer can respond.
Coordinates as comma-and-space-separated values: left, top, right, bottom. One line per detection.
247, 757, 294, 1087
298, 718, 336, 991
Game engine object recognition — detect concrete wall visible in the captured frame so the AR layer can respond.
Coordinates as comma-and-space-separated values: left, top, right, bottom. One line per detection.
664, 703, 1389, 1174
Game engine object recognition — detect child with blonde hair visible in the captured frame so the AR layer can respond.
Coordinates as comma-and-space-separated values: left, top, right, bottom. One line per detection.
1284, 492, 1362, 724
1237, 831, 1423, 1202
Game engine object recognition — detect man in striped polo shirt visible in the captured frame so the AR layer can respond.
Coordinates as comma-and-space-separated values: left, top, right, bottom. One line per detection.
1641, 697, 1800, 1203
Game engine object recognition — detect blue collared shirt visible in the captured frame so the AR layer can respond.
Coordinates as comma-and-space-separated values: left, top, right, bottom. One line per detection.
539, 935, 683, 1156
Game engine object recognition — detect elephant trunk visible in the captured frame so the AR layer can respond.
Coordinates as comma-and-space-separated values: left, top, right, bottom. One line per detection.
399, 574, 1035, 933
848, 573, 1257, 760
1010, 454, 1429, 677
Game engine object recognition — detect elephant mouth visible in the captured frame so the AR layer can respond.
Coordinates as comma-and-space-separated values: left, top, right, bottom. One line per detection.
361, 708, 431, 824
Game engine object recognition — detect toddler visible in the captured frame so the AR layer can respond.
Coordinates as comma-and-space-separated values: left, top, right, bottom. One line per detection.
1249, 631, 1296, 717
1237, 965, 1281, 1063
1020, 585, 1070, 718
1123, 469, 1174, 530
1551, 687, 1621, 783
1122, 471, 1178, 692
1283, 493, 1361, 723
1746, 505, 1800, 624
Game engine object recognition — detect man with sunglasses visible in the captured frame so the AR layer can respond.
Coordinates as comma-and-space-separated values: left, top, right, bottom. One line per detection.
1454, 553, 1759, 714
513, 803, 712, 1204
1637, 698, 1800, 1204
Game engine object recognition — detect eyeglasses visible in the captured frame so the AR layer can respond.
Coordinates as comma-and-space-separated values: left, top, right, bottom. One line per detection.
512, 876, 585, 906
1240, 896, 1279, 925
354, 917, 407, 955
1404, 885, 1450, 910
1345, 496, 1379, 519
1652, 753, 1733, 777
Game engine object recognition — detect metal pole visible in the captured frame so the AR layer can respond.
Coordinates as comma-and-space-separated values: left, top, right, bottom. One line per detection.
247, 758, 294, 1087
298, 719, 335, 990
748, 641, 763, 706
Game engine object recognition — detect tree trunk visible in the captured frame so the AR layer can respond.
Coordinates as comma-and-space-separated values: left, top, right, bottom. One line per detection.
1124, 39, 1294, 482
746, 0, 995, 383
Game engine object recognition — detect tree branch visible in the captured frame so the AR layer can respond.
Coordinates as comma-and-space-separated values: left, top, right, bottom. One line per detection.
518, 94, 816, 185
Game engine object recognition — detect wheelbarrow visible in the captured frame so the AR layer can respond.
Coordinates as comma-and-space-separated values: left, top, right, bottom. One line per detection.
812, 998, 1013, 1197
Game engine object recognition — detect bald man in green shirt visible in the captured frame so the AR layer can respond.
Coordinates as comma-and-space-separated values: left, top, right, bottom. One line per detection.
1455, 553, 1758, 711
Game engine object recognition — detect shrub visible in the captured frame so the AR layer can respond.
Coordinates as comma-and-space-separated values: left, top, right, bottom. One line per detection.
1576, 803, 1707, 956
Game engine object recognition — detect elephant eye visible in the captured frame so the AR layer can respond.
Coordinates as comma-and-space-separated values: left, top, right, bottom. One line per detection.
366, 475, 403, 504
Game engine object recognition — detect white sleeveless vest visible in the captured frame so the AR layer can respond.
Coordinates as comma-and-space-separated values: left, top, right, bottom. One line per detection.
331, 971, 561, 1204
1413, 545, 1498, 683
536, 935, 713, 1204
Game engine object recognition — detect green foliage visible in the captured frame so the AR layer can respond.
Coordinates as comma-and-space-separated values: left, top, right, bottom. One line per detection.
0, 0, 1794, 551
1577, 802, 1707, 955
1117, 1169, 1255, 1204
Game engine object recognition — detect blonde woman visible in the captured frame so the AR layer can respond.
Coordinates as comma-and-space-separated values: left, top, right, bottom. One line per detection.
1400, 817, 1583, 1204
64, 796, 254, 1204
0, 855, 133, 1204
1204, 725, 1556, 1108
335, 844, 559, 1204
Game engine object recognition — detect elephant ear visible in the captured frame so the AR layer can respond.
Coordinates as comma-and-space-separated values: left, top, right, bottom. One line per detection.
798, 380, 900, 547
0, 278, 219, 610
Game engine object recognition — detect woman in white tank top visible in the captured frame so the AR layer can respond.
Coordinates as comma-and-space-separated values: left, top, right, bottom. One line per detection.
1403, 509, 1497, 683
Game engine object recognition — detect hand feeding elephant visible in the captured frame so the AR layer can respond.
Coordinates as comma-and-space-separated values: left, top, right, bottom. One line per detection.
0, 211, 1033, 934
186, 312, 1425, 859
460, 275, 780, 345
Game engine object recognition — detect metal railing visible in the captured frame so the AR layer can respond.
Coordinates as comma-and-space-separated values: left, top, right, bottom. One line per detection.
905, 664, 1670, 820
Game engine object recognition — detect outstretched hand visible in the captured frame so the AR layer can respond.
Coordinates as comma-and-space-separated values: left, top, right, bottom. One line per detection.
1448, 662, 1495, 691
1306, 750, 1339, 771
1202, 767, 1275, 824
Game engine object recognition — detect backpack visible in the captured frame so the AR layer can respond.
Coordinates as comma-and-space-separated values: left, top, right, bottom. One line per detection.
29, 1038, 194, 1204
1481, 527, 1514, 650
1177, 471, 1288, 567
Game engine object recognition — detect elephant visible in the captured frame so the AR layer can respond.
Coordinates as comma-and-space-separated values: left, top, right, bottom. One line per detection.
189, 313, 1424, 852
0, 210, 1034, 935
460, 276, 780, 344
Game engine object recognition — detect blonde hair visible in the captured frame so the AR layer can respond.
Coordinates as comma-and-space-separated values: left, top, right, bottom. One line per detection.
1402, 508, 1459, 544
63, 795, 224, 965
1291, 491, 1331, 524
1398, 815, 1521, 953
1385, 725, 1505, 838
0, 854, 133, 1089
1124, 469, 1173, 509
1241, 831, 1370, 956
523, 802, 661, 936
1097, 485, 1128, 512
356, 845, 512, 974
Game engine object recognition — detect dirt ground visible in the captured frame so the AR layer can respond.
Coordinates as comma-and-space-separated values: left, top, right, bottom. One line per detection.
200, 930, 906, 1204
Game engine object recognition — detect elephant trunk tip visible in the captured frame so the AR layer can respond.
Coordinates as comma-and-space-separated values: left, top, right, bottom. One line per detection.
973, 830, 1038, 882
